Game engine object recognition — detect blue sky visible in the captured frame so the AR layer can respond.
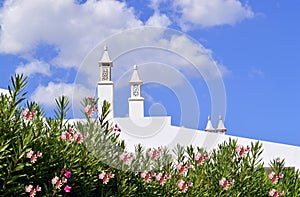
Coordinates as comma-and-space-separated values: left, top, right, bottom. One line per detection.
0, 0, 299, 146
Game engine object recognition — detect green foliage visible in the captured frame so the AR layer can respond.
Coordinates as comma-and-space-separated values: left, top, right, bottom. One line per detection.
0, 75, 299, 196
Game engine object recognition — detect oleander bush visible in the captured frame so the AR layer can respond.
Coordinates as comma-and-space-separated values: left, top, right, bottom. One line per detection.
0, 75, 300, 196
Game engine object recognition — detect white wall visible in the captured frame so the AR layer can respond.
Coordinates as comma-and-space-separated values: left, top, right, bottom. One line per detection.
98, 81, 114, 120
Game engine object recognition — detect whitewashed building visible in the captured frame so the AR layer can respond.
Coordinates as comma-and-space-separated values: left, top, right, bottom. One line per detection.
97, 47, 300, 169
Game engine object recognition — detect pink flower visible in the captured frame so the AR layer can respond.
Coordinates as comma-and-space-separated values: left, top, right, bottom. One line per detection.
35, 185, 41, 192
29, 189, 36, 197
278, 173, 284, 178
99, 172, 106, 179
26, 150, 33, 158
151, 171, 156, 177
219, 178, 226, 186
187, 181, 193, 187
145, 174, 151, 182
99, 172, 114, 184
119, 152, 126, 160
194, 153, 209, 165
236, 145, 250, 157
176, 163, 191, 175
223, 181, 229, 190
176, 163, 183, 170
73, 133, 79, 140
22, 109, 29, 117
103, 176, 109, 184
22, 109, 37, 121
25, 185, 33, 192
26, 184, 41, 196
84, 104, 96, 117
147, 148, 161, 160
269, 189, 284, 197
64, 185, 72, 193
159, 177, 166, 185
194, 153, 202, 161
61, 132, 67, 140
64, 171, 72, 179
110, 123, 122, 133
68, 128, 74, 134
66, 133, 72, 142
75, 133, 83, 144
219, 177, 234, 190
268, 172, 282, 184
55, 180, 62, 189
61, 177, 67, 184
141, 171, 147, 178
36, 151, 42, 158
181, 184, 188, 193
155, 173, 162, 181
30, 154, 37, 163
84, 105, 91, 113
108, 173, 115, 178
51, 176, 59, 185
119, 152, 134, 164
177, 180, 185, 189
165, 174, 170, 179
269, 189, 276, 196
279, 190, 284, 196
22, 109, 32, 120
268, 172, 275, 179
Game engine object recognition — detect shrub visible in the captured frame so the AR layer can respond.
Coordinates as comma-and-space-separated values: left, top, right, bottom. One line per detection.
0, 75, 299, 196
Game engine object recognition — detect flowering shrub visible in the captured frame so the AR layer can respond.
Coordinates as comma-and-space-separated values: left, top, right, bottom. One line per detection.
0, 75, 300, 196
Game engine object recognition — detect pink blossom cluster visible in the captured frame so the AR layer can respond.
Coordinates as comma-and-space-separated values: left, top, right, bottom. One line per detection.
22, 109, 37, 121
176, 163, 191, 175
235, 145, 250, 157
26, 150, 42, 163
84, 97, 98, 117
268, 189, 284, 197
110, 123, 121, 133
140, 171, 170, 185
147, 147, 162, 160
219, 177, 234, 190
99, 172, 115, 184
268, 172, 284, 184
194, 152, 209, 165
51, 169, 72, 193
25, 185, 41, 197
177, 180, 193, 193
119, 151, 134, 164
140, 170, 154, 183
61, 128, 85, 144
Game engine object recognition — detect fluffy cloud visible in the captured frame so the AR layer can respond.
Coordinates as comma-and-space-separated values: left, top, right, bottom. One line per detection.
0, 0, 228, 117
146, 12, 171, 27
15, 60, 51, 77
30, 82, 94, 112
150, 0, 254, 29
0, 0, 142, 68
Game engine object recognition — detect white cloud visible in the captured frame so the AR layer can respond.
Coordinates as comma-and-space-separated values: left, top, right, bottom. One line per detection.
146, 12, 171, 27
150, 0, 254, 30
15, 60, 51, 77
30, 82, 94, 111
0, 0, 143, 68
